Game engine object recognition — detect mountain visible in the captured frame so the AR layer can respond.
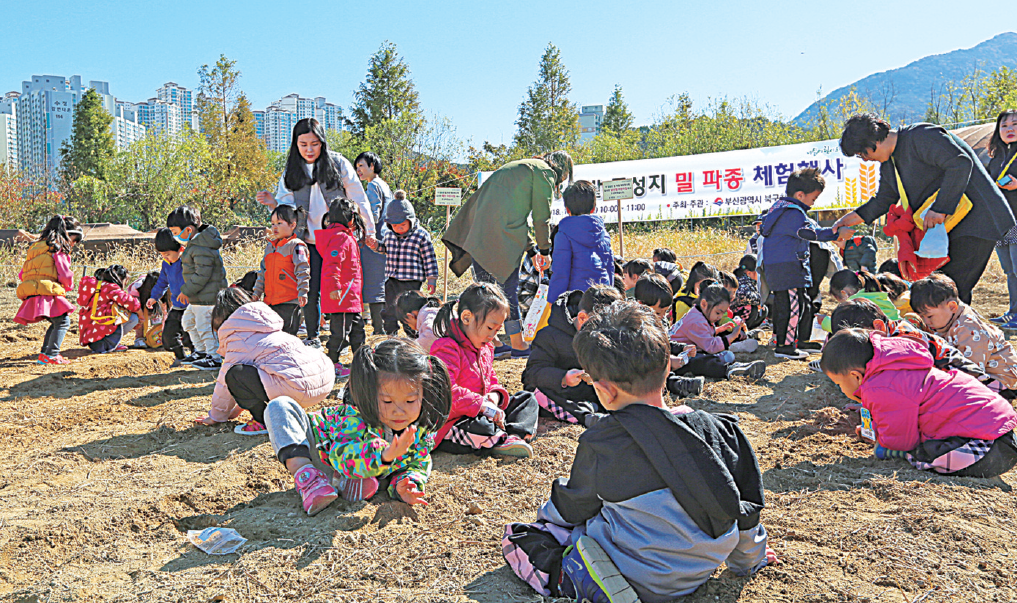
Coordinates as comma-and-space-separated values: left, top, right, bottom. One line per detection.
794, 32, 1017, 125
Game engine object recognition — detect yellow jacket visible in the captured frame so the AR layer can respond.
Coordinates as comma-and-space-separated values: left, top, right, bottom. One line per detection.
17, 241, 65, 300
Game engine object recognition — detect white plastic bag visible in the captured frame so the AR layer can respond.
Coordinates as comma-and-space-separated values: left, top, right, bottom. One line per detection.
916, 207, 949, 259
522, 282, 550, 343
187, 527, 247, 555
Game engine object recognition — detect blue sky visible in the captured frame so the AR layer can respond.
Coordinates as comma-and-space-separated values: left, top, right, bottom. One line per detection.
1, 0, 1014, 149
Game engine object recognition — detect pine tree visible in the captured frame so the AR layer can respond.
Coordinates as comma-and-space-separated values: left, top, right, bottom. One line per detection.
59, 88, 115, 181
601, 85, 635, 135
349, 41, 421, 136
513, 44, 579, 154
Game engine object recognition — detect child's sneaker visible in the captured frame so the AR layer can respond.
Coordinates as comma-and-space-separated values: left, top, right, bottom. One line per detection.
493, 344, 513, 359
233, 420, 268, 435
334, 363, 351, 381
774, 346, 808, 360
991, 312, 1015, 325
112, 344, 129, 353
333, 475, 379, 502
729, 338, 759, 353
293, 466, 338, 516
747, 328, 765, 340
798, 341, 824, 353
727, 360, 766, 380
193, 357, 223, 371
304, 337, 323, 350
131, 339, 148, 349
491, 434, 532, 458
179, 352, 207, 364
667, 376, 705, 398
37, 354, 70, 365
559, 535, 640, 603
808, 358, 823, 373
510, 347, 531, 359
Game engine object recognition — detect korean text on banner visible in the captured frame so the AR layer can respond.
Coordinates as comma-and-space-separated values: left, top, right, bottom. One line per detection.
478, 139, 880, 224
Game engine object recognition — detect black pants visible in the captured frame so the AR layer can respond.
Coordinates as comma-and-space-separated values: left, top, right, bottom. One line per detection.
327, 312, 364, 363
225, 364, 269, 424
807, 243, 830, 309
383, 278, 423, 335
940, 235, 996, 305
436, 391, 539, 454
673, 353, 730, 379
305, 244, 324, 339
772, 288, 813, 349
367, 303, 385, 336
269, 302, 302, 336
163, 307, 193, 359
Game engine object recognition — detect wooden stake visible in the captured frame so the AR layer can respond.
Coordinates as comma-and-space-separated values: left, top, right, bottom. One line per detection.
443, 204, 450, 302
617, 199, 625, 259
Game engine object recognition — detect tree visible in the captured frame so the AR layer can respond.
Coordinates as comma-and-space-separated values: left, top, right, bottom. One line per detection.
349, 41, 421, 136
513, 44, 580, 154
601, 85, 635, 135
59, 88, 115, 181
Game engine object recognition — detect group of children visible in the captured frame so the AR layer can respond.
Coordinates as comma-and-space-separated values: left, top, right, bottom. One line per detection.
12, 163, 1017, 603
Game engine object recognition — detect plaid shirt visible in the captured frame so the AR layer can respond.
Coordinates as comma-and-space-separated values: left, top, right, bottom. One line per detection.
376, 225, 440, 282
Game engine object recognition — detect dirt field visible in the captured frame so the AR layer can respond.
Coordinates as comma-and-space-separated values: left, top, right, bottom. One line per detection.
2, 260, 1017, 602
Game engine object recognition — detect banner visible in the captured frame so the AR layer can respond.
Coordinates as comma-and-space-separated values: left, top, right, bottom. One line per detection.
480, 139, 882, 224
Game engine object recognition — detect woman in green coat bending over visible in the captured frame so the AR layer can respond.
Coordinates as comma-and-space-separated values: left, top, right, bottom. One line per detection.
443, 151, 573, 357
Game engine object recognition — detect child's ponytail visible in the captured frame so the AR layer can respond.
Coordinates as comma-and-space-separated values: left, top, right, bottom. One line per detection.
39, 215, 82, 254
432, 283, 509, 340
681, 261, 719, 295
830, 269, 883, 297
432, 299, 459, 340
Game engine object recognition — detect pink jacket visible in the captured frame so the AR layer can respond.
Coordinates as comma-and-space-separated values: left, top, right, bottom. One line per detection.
430, 319, 509, 442
316, 224, 363, 315
858, 333, 1017, 452
669, 305, 729, 354
210, 302, 336, 422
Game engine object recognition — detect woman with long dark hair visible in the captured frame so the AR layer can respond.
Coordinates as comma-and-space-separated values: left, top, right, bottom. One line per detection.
988, 110, 1017, 326
257, 118, 374, 348
354, 151, 392, 334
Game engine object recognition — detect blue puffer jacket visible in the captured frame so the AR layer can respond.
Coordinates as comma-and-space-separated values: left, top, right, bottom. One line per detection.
759, 197, 837, 291
547, 214, 614, 300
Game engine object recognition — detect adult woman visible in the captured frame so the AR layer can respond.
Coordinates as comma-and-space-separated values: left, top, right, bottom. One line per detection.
257, 118, 375, 348
443, 151, 572, 357
988, 110, 1017, 327
354, 151, 392, 334
833, 113, 1015, 304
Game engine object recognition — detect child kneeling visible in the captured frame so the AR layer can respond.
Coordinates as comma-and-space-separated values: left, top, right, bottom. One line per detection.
821, 329, 1017, 477
504, 303, 776, 603
431, 283, 540, 457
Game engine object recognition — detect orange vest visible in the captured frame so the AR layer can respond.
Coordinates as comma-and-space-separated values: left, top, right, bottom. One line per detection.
17, 241, 65, 300
264, 236, 299, 305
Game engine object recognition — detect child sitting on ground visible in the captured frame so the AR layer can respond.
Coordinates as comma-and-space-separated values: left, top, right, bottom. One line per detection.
366, 190, 439, 335
546, 180, 614, 301
840, 234, 878, 273
732, 254, 767, 330
523, 285, 622, 426
620, 258, 653, 299
77, 265, 142, 354
317, 198, 367, 379
634, 273, 675, 323
760, 168, 852, 359
15, 215, 82, 365
261, 339, 451, 515
670, 282, 766, 381
503, 303, 775, 603
911, 274, 1017, 391
819, 269, 899, 332
168, 206, 228, 371
876, 271, 913, 316
148, 228, 196, 364
821, 329, 1017, 477
195, 287, 335, 433
253, 205, 310, 336
395, 290, 442, 353
673, 261, 720, 321
430, 283, 540, 458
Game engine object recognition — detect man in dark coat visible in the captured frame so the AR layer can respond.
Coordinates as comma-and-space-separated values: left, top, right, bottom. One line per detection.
835, 114, 1016, 303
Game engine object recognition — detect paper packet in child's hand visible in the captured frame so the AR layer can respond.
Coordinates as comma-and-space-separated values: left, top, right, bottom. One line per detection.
187, 527, 246, 555
859, 407, 875, 442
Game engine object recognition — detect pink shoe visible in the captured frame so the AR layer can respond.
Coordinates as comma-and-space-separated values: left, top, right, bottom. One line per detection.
334, 476, 379, 502
233, 420, 268, 435
37, 354, 70, 365
294, 466, 338, 516
491, 434, 533, 458
334, 363, 351, 381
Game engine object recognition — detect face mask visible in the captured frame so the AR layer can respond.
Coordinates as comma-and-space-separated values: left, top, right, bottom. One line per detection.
173, 228, 191, 245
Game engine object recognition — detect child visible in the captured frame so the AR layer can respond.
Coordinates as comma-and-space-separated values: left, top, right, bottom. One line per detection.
15, 215, 82, 364
911, 274, 1017, 391
367, 190, 439, 335
634, 272, 674, 323
652, 247, 677, 263
620, 258, 652, 299
148, 228, 196, 364
195, 287, 335, 434
653, 260, 684, 295
77, 265, 142, 353
395, 290, 441, 353
760, 168, 851, 359
168, 206, 228, 371
253, 205, 310, 336
821, 329, 1017, 477
546, 180, 614, 301
317, 198, 366, 379
503, 303, 774, 602
841, 234, 878, 273
876, 271, 913, 316
878, 258, 901, 278
670, 282, 766, 381
732, 254, 767, 330
673, 261, 719, 321
260, 339, 451, 514
430, 283, 540, 457
819, 269, 899, 331
523, 285, 622, 427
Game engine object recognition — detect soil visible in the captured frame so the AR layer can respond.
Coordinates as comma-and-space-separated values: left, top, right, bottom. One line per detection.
1, 280, 1016, 603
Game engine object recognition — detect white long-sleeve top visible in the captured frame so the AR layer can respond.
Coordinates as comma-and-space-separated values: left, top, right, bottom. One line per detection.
275, 156, 375, 244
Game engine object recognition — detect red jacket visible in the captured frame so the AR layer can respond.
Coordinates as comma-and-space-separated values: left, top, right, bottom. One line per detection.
430, 320, 509, 442
858, 333, 1017, 452
316, 224, 363, 314
76, 276, 141, 345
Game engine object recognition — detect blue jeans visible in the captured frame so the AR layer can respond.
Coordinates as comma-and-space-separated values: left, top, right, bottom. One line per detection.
89, 313, 140, 353
997, 244, 1017, 314
42, 313, 71, 357
472, 260, 522, 336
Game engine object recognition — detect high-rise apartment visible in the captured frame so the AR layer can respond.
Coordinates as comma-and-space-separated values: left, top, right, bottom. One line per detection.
0, 92, 18, 168
16, 75, 86, 177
